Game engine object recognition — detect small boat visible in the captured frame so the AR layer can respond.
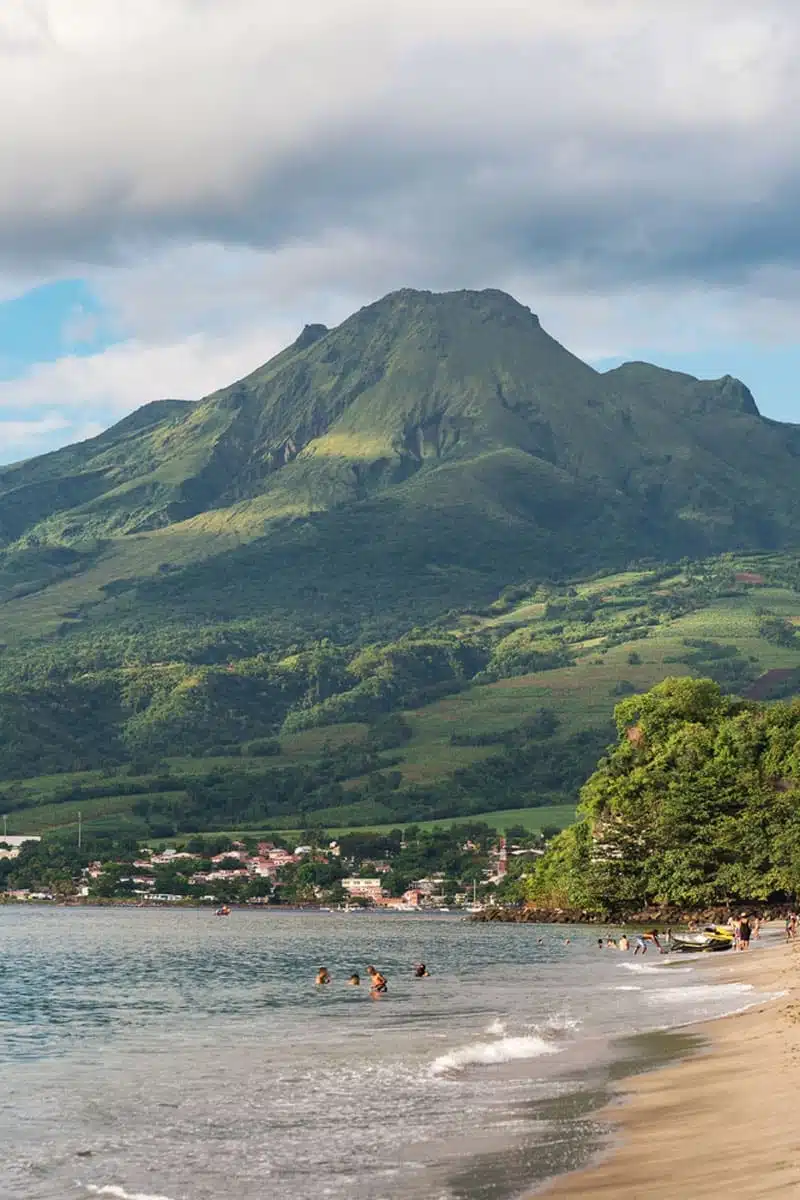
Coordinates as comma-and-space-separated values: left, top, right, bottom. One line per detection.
464, 881, 483, 913
215, 905, 231, 917
670, 925, 732, 952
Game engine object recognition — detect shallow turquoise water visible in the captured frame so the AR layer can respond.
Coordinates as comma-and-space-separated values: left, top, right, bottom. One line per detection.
0, 907, 763, 1200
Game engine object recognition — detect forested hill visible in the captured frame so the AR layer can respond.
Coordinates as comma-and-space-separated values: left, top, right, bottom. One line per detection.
2, 287, 800, 658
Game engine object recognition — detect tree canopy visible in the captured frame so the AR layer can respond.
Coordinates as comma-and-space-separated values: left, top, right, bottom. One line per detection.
529, 677, 800, 911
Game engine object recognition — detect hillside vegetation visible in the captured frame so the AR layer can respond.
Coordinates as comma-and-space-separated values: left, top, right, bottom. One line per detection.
3, 553, 800, 841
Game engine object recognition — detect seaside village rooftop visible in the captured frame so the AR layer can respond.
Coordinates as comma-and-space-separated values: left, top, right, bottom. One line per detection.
0, 830, 546, 905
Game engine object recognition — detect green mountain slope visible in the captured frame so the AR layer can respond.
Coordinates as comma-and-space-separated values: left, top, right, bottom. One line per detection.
2, 287, 799, 657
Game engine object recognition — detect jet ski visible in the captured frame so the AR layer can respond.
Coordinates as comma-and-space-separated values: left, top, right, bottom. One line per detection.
670, 925, 733, 952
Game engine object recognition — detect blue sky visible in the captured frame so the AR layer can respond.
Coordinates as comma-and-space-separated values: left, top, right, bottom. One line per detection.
1, 1, 800, 464
0, 279, 112, 379
592, 347, 800, 424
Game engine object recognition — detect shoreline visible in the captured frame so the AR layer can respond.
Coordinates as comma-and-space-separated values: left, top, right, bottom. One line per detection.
539, 937, 800, 1198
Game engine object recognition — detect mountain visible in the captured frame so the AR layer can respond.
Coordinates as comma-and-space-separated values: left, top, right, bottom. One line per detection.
1, 287, 800, 653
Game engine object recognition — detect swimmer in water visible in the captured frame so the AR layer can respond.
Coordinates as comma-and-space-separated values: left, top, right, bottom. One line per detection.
597, 938, 604, 949
348, 973, 361, 986
316, 967, 331, 986
413, 963, 429, 977
367, 965, 388, 997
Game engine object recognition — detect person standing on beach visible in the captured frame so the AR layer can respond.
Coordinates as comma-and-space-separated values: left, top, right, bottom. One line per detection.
618, 934, 629, 951
752, 917, 761, 940
730, 917, 741, 951
633, 935, 647, 955
791, 912, 798, 940
738, 915, 751, 951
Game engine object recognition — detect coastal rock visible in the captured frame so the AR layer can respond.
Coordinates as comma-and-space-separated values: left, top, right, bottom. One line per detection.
468, 905, 600, 923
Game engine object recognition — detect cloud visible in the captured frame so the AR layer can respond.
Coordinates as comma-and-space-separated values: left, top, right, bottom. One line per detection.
0, 325, 295, 416
0, 0, 797, 293
0, 413, 71, 462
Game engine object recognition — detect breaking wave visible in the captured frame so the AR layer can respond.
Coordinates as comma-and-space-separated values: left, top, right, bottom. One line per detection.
619, 961, 692, 974
536, 1014, 581, 1038
431, 1034, 560, 1075
85, 1185, 178, 1200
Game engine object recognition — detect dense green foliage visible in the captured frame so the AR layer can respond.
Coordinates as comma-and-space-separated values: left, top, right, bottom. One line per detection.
530, 677, 800, 910
3, 553, 800, 840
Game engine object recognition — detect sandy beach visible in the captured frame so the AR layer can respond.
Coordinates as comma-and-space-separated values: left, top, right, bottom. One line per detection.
542, 936, 800, 1198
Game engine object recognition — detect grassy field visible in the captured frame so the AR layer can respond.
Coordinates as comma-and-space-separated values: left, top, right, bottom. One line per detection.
159, 805, 578, 844
325, 805, 577, 838
4, 792, 187, 836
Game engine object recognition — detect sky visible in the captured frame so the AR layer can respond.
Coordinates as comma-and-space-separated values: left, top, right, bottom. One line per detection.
1, 0, 800, 464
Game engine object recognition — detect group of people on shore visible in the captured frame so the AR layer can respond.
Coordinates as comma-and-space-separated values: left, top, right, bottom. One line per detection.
315, 962, 429, 996
596, 930, 665, 954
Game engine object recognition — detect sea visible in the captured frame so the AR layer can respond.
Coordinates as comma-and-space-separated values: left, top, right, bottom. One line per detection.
0, 907, 774, 1200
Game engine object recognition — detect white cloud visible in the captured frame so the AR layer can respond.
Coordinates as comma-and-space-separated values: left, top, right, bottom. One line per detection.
0, 325, 295, 416
0, 413, 71, 462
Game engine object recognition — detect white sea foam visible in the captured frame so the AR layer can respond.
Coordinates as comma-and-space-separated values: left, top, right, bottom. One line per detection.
645, 982, 753, 1006
485, 1018, 506, 1035
619, 961, 691, 974
85, 1186, 177, 1200
614, 985, 642, 991
536, 1014, 581, 1038
431, 1034, 560, 1075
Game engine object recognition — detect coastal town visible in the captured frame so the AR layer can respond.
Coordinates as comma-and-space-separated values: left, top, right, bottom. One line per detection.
0, 824, 549, 908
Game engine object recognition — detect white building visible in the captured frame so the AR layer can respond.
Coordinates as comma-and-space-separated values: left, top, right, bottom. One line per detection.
341, 877, 384, 903
0, 835, 42, 860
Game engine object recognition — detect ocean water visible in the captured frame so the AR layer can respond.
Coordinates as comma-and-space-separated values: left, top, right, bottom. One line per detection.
0, 908, 769, 1200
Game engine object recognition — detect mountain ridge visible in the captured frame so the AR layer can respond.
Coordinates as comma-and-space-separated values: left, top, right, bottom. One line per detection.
1, 286, 798, 652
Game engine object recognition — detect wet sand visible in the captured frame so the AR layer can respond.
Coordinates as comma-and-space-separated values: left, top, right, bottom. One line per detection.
542, 937, 800, 1199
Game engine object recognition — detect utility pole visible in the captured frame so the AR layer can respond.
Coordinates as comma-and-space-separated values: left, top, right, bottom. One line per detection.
77, 810, 82, 850
2, 814, 7, 838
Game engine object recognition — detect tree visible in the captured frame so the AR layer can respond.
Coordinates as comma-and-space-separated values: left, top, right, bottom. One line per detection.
529, 678, 800, 911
